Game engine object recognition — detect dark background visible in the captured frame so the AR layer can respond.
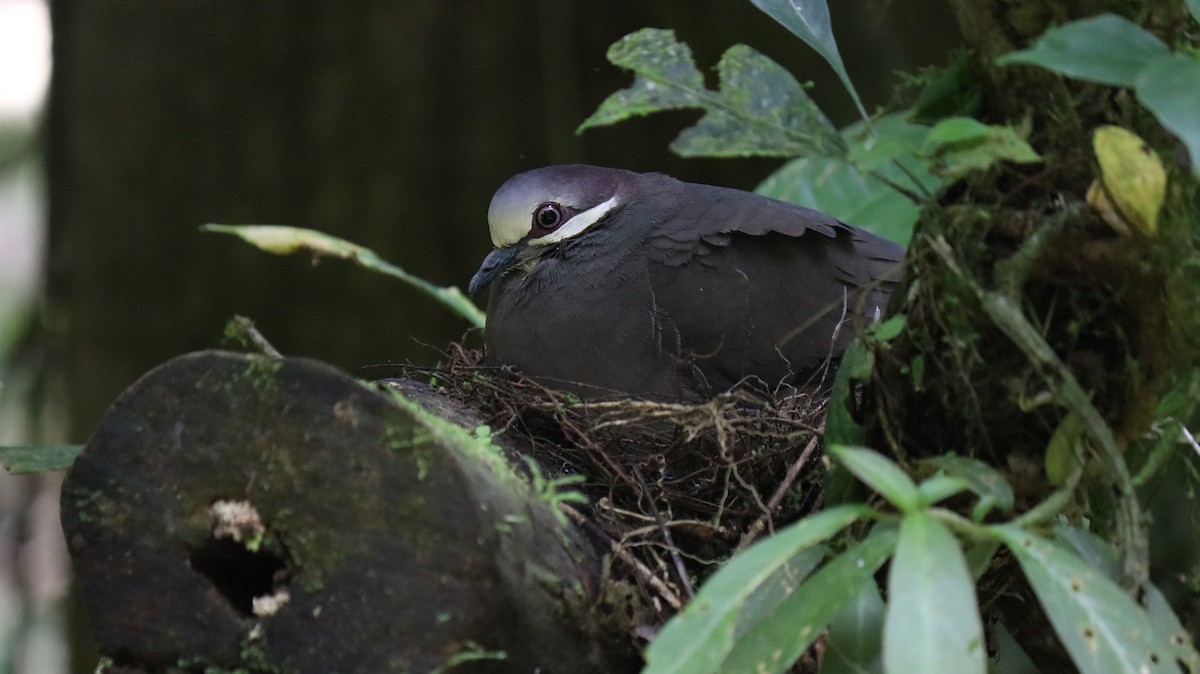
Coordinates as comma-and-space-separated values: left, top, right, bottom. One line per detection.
39, 1, 961, 668
46, 1, 958, 444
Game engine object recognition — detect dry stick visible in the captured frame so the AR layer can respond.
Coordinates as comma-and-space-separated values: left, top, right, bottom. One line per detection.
633, 465, 696, 600
734, 432, 822, 554
231, 315, 283, 359
560, 504, 684, 612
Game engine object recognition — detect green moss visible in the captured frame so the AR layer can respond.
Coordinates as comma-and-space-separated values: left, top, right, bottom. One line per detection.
173, 628, 292, 674
221, 356, 283, 398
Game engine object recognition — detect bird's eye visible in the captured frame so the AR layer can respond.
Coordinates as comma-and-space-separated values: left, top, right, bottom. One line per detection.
533, 203, 563, 231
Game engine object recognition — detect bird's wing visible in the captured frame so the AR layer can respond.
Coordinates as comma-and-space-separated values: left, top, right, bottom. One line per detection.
643, 182, 904, 391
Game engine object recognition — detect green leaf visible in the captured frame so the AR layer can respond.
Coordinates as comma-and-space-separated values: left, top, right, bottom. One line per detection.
824, 339, 871, 448
920, 454, 1015, 521
993, 525, 1182, 674
884, 512, 986, 674
844, 112, 935, 173
920, 117, 1041, 178
1044, 411, 1084, 486
870, 314, 907, 342
202, 225, 485, 328
829, 445, 920, 513
963, 539, 1000, 581
719, 526, 899, 674
1054, 525, 1120, 582
756, 112, 939, 245
643, 504, 868, 674
579, 29, 843, 158
996, 14, 1169, 87
1145, 584, 1200, 671
991, 622, 1042, 674
1090, 125, 1167, 236
916, 474, 973, 507
821, 578, 885, 674
577, 28, 703, 128
909, 50, 983, 125
0, 444, 84, 474
675, 44, 843, 157
1189, 0, 1200, 24
750, 0, 869, 123
1135, 54, 1200, 178
756, 157, 918, 244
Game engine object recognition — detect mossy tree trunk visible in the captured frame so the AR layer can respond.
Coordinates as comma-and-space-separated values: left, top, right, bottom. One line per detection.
60, 351, 641, 673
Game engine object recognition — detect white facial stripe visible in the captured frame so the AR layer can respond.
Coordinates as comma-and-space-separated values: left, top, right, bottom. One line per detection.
530, 195, 619, 247
490, 212, 528, 247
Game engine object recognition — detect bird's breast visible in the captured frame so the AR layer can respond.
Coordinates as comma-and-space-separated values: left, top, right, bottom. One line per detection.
485, 257, 684, 398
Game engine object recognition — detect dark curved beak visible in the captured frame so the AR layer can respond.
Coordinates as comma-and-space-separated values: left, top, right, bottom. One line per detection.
468, 244, 527, 296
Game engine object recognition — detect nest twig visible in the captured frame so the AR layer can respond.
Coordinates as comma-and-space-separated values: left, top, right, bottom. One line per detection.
401, 342, 830, 619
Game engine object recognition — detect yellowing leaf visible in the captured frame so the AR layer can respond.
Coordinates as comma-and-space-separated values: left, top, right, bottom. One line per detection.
1086, 179, 1131, 236
1091, 126, 1166, 236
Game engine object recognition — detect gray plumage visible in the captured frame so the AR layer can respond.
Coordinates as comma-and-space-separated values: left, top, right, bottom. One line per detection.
469, 165, 905, 400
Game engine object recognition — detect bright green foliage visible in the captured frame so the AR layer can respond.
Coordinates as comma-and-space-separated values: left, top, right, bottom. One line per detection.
756, 113, 938, 244
993, 525, 1192, 674
756, 156, 918, 244
748, 0, 868, 122
0, 444, 84, 474
998, 13, 1200, 177
716, 527, 898, 674
919, 454, 1014, 521
642, 505, 867, 674
914, 474, 972, 507
920, 117, 1041, 178
578, 29, 844, 158
1135, 55, 1200, 179
828, 445, 920, 513
996, 14, 1169, 86
884, 513, 985, 674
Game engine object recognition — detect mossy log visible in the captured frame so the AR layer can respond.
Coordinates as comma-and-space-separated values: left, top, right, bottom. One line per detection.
60, 350, 639, 674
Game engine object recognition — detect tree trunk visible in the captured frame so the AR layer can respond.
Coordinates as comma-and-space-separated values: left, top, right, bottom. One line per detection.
61, 350, 639, 673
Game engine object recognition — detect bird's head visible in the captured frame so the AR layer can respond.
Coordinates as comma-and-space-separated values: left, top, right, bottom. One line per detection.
468, 165, 627, 296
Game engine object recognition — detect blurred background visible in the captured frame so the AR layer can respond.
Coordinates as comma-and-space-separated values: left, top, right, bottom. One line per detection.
0, 1, 958, 670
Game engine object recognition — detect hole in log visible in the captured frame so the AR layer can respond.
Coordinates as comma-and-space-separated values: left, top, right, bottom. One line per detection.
188, 499, 291, 617
189, 537, 288, 617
